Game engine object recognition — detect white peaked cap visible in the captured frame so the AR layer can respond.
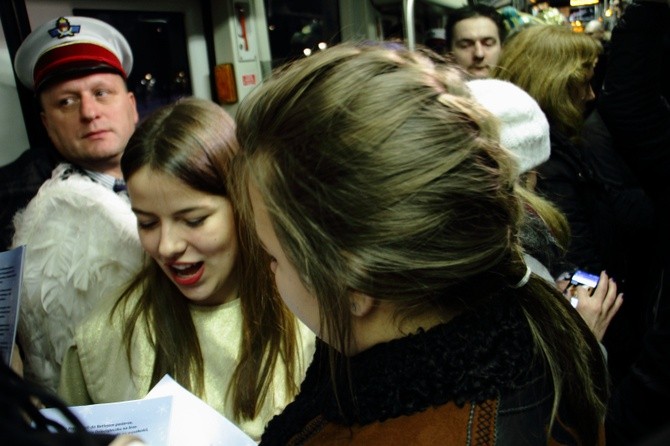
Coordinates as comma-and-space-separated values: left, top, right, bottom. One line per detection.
14, 16, 133, 91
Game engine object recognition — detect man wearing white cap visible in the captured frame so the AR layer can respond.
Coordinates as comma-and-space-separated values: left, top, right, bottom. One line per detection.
13, 16, 136, 177
9, 16, 143, 393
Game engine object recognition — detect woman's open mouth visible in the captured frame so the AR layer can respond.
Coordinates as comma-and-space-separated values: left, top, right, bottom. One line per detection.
169, 262, 205, 286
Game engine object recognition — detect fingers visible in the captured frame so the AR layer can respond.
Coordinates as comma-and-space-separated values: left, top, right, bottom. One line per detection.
594, 272, 623, 319
572, 271, 624, 341
601, 291, 624, 326
575, 272, 620, 313
556, 278, 571, 293
601, 277, 619, 309
10, 343, 23, 377
573, 284, 592, 300
590, 270, 610, 299
108, 435, 146, 446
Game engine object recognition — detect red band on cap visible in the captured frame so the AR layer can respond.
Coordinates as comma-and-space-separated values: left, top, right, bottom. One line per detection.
34, 42, 126, 89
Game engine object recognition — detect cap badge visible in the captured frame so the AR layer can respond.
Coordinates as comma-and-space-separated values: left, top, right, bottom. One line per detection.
48, 17, 81, 39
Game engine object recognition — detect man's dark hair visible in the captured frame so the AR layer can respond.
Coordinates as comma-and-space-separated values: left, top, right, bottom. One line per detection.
446, 4, 507, 49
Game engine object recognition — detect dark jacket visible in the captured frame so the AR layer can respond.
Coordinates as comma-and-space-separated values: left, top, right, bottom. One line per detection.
535, 128, 613, 276
259, 291, 603, 446
537, 122, 663, 384
581, 109, 663, 385
581, 109, 655, 236
606, 257, 670, 446
595, 3, 670, 443
597, 1, 670, 258
598, 2, 670, 184
0, 146, 59, 251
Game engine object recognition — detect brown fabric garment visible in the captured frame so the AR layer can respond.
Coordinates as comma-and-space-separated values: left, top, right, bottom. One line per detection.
294, 400, 497, 446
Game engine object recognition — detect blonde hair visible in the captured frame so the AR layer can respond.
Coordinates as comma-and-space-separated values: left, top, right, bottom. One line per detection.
492, 25, 602, 137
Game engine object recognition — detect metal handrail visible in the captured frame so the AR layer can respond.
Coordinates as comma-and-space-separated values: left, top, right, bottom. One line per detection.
403, 0, 417, 50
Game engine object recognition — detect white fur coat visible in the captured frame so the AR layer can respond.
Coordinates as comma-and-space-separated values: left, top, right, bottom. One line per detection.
11, 163, 143, 392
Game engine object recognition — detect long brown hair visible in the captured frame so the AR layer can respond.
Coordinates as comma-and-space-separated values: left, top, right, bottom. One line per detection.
236, 42, 608, 444
116, 97, 300, 420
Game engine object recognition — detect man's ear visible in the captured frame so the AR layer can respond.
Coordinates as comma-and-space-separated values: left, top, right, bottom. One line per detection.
349, 292, 375, 317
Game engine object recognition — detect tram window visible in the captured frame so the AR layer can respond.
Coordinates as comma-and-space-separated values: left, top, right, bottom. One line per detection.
370, 0, 468, 55
74, 9, 192, 119
264, 0, 341, 68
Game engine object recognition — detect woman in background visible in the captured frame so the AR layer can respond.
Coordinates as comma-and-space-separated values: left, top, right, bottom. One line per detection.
467, 77, 622, 343
493, 24, 657, 385
59, 97, 314, 440
492, 24, 605, 277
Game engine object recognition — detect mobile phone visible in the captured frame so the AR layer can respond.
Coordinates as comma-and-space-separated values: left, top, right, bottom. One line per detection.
570, 270, 600, 289
564, 270, 600, 298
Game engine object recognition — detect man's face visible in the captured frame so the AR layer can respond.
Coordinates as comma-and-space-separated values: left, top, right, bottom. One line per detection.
450, 17, 502, 79
39, 72, 138, 176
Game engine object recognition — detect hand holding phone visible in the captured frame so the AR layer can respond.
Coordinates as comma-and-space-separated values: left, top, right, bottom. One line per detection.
565, 271, 624, 341
564, 270, 600, 298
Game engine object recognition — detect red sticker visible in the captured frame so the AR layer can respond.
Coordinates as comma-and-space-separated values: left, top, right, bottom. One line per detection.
242, 74, 256, 86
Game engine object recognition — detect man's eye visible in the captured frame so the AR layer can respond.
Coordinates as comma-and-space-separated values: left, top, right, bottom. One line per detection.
58, 97, 76, 107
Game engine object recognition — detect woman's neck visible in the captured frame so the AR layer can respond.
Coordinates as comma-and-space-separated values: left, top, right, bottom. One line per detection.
349, 300, 455, 355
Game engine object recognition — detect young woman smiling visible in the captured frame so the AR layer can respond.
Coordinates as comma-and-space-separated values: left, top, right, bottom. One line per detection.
58, 97, 315, 440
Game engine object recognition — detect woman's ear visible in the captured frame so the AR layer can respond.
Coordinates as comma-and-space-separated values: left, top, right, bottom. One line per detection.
349, 292, 375, 317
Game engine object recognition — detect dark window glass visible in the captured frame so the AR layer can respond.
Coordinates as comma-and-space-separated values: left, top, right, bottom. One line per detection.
264, 0, 341, 68
74, 9, 192, 119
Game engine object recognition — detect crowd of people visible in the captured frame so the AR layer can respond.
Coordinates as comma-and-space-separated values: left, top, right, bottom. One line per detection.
2, 1, 669, 445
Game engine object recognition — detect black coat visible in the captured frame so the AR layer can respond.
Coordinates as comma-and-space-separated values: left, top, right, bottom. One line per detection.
598, 1, 670, 257
596, 2, 670, 444
260, 291, 598, 446
0, 146, 59, 251
535, 128, 614, 276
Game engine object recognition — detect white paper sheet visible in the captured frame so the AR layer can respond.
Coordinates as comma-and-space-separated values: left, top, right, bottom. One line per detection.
41, 395, 172, 445
0, 245, 25, 365
145, 375, 257, 446
41, 374, 257, 445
